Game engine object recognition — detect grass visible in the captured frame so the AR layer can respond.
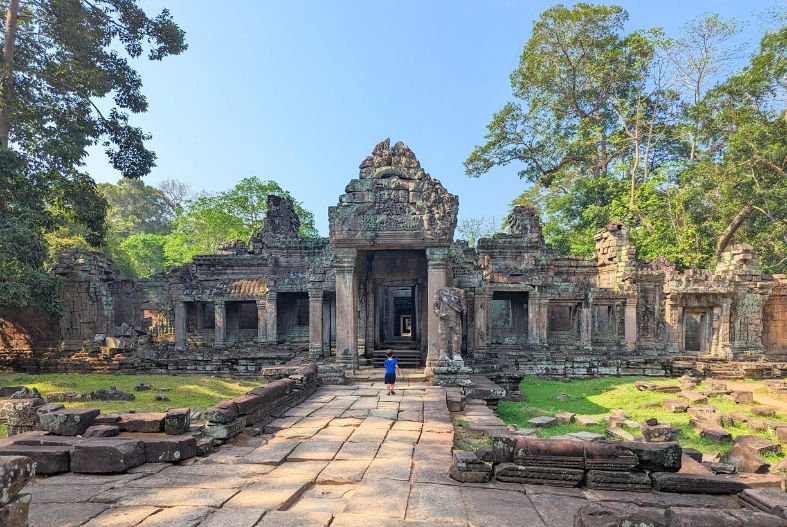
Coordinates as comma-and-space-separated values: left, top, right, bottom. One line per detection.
0, 373, 260, 437
497, 376, 787, 459
453, 416, 492, 452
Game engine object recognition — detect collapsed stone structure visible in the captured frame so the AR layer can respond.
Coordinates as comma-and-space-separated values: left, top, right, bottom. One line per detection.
1, 139, 785, 380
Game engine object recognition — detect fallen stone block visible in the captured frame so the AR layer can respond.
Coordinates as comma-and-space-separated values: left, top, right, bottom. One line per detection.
576, 415, 599, 426
777, 427, 787, 442
752, 406, 776, 417
687, 405, 716, 418
739, 487, 787, 519
196, 436, 215, 457
453, 450, 485, 472
727, 508, 787, 526
494, 462, 584, 487
527, 416, 557, 428
83, 425, 119, 437
117, 413, 165, 433
650, 471, 748, 494
664, 507, 740, 527
555, 412, 575, 424
584, 442, 639, 471
0, 445, 70, 474
585, 470, 652, 491
734, 435, 782, 456
474, 446, 494, 462
512, 438, 584, 468
1, 398, 45, 434
641, 423, 676, 442
0, 493, 30, 527
92, 414, 122, 425
491, 434, 517, 463
703, 462, 736, 474
680, 391, 708, 405
70, 439, 145, 473
573, 501, 665, 527
37, 408, 100, 436
605, 427, 635, 441
565, 431, 605, 442
204, 400, 239, 424
233, 394, 265, 416
204, 417, 246, 440
164, 408, 191, 435
690, 419, 731, 442
121, 433, 197, 463
683, 448, 702, 463
0, 456, 34, 505
449, 464, 491, 483
721, 444, 769, 474
732, 391, 754, 404
619, 441, 682, 472
661, 400, 687, 415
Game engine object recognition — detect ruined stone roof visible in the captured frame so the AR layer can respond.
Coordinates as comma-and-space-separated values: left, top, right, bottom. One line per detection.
183, 279, 269, 298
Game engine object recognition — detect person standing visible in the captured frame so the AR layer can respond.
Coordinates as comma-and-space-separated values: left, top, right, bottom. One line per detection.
383, 350, 399, 395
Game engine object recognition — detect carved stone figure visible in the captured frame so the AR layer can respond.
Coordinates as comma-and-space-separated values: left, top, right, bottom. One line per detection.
434, 287, 466, 362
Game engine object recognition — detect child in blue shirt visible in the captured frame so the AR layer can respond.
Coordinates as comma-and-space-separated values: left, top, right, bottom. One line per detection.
383, 351, 399, 395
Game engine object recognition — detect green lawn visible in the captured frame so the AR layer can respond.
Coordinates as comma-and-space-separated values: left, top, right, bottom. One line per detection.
498, 376, 787, 460
0, 373, 260, 437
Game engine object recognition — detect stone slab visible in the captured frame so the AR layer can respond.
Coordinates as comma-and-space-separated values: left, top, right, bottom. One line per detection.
343, 479, 410, 519
316, 459, 370, 484
243, 440, 300, 465
70, 439, 145, 473
37, 408, 100, 436
405, 482, 467, 524
0, 445, 70, 475
223, 479, 309, 509
28, 502, 108, 527
135, 505, 211, 527
287, 440, 344, 461
463, 487, 546, 527
197, 508, 266, 527
81, 506, 161, 527
256, 511, 333, 527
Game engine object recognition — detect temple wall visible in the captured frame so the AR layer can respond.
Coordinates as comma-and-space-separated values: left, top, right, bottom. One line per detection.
763, 279, 787, 358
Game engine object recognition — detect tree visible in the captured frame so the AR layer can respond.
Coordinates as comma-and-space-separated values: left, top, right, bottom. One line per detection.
165, 177, 318, 266
0, 0, 185, 313
456, 216, 501, 248
98, 179, 173, 238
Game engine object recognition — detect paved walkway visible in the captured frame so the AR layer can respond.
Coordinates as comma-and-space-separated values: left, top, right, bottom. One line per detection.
25, 382, 741, 527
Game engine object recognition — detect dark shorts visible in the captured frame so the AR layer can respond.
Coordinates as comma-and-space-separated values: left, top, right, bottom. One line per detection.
384, 373, 396, 385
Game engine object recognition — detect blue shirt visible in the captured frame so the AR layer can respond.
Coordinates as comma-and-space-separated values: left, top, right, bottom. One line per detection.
384, 357, 398, 374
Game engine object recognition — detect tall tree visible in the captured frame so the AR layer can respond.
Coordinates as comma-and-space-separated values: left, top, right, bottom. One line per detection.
98, 179, 173, 238
0, 0, 185, 315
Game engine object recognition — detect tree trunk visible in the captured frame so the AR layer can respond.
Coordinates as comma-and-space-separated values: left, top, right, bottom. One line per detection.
715, 202, 755, 256
0, 0, 20, 148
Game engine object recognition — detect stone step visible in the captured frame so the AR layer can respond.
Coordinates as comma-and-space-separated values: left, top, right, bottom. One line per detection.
0, 445, 71, 475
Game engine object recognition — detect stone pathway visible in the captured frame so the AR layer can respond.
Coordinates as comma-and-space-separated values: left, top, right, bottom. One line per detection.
24, 382, 748, 527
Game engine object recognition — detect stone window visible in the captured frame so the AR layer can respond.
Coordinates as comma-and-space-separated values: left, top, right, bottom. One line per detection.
684, 311, 709, 352
225, 301, 259, 338
491, 291, 528, 344
277, 292, 309, 342
237, 302, 258, 330
592, 304, 615, 334
548, 304, 575, 332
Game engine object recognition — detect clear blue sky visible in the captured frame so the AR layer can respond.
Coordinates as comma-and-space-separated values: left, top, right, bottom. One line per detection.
85, 0, 781, 235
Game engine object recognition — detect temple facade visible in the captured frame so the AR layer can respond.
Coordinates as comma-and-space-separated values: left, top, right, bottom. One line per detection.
2, 139, 786, 378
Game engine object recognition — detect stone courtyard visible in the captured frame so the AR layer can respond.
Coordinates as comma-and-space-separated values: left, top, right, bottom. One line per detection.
12, 379, 784, 527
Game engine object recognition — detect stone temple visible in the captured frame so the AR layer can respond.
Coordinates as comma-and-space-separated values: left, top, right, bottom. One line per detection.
2, 139, 786, 384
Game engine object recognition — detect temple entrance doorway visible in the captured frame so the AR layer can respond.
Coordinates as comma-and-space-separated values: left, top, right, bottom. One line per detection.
362, 249, 427, 368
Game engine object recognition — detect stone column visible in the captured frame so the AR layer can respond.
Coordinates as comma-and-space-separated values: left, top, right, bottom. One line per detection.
474, 288, 492, 355
256, 298, 267, 343
426, 247, 450, 366
334, 248, 357, 369
214, 300, 226, 346
174, 301, 186, 351
196, 303, 204, 331
528, 291, 541, 345
715, 299, 732, 359
580, 300, 592, 348
539, 298, 550, 344
308, 289, 324, 359
266, 292, 277, 344
624, 297, 638, 352
665, 298, 682, 353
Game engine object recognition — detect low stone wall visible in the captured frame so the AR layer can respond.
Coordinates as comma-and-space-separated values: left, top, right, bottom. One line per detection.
203, 362, 319, 443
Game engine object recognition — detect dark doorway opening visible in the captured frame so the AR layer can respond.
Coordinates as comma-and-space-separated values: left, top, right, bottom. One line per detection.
379, 285, 417, 347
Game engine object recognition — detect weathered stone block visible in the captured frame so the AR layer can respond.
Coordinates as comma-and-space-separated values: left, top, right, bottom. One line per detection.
752, 406, 776, 417
650, 472, 747, 494
117, 413, 165, 433
449, 464, 490, 483
555, 412, 575, 424
70, 439, 145, 473
732, 391, 754, 404
528, 416, 557, 428
663, 400, 688, 413
641, 423, 676, 442
576, 415, 599, 425
122, 433, 197, 463
204, 400, 239, 424
0, 445, 70, 474
204, 417, 246, 440
720, 444, 769, 474
512, 438, 584, 468
680, 391, 708, 405
734, 435, 782, 456
196, 436, 215, 457
573, 502, 665, 527
690, 419, 731, 442
233, 394, 265, 416
584, 442, 638, 471
495, 462, 584, 486
164, 408, 191, 435
0, 493, 30, 527
585, 470, 652, 491
0, 456, 34, 505
83, 424, 119, 437
618, 441, 682, 472
37, 408, 99, 436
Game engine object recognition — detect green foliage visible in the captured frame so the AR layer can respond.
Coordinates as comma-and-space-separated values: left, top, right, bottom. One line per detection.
467, 4, 786, 273
98, 179, 174, 237
499, 377, 787, 456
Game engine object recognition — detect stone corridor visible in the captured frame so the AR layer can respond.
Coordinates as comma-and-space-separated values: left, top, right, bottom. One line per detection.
24, 382, 744, 527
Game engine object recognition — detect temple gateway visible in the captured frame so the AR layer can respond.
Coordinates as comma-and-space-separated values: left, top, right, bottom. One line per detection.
3, 139, 786, 382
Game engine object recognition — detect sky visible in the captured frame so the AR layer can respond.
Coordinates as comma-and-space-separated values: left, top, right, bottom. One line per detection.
84, 0, 782, 236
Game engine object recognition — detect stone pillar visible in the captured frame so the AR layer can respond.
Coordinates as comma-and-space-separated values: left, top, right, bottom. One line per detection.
335, 248, 357, 369
580, 300, 592, 348
266, 292, 277, 344
214, 300, 226, 346
309, 289, 324, 359
666, 299, 682, 353
174, 301, 186, 351
426, 247, 450, 366
528, 291, 541, 345
196, 303, 204, 331
256, 298, 267, 343
474, 288, 491, 355
715, 298, 733, 359
539, 298, 550, 344
624, 297, 638, 352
